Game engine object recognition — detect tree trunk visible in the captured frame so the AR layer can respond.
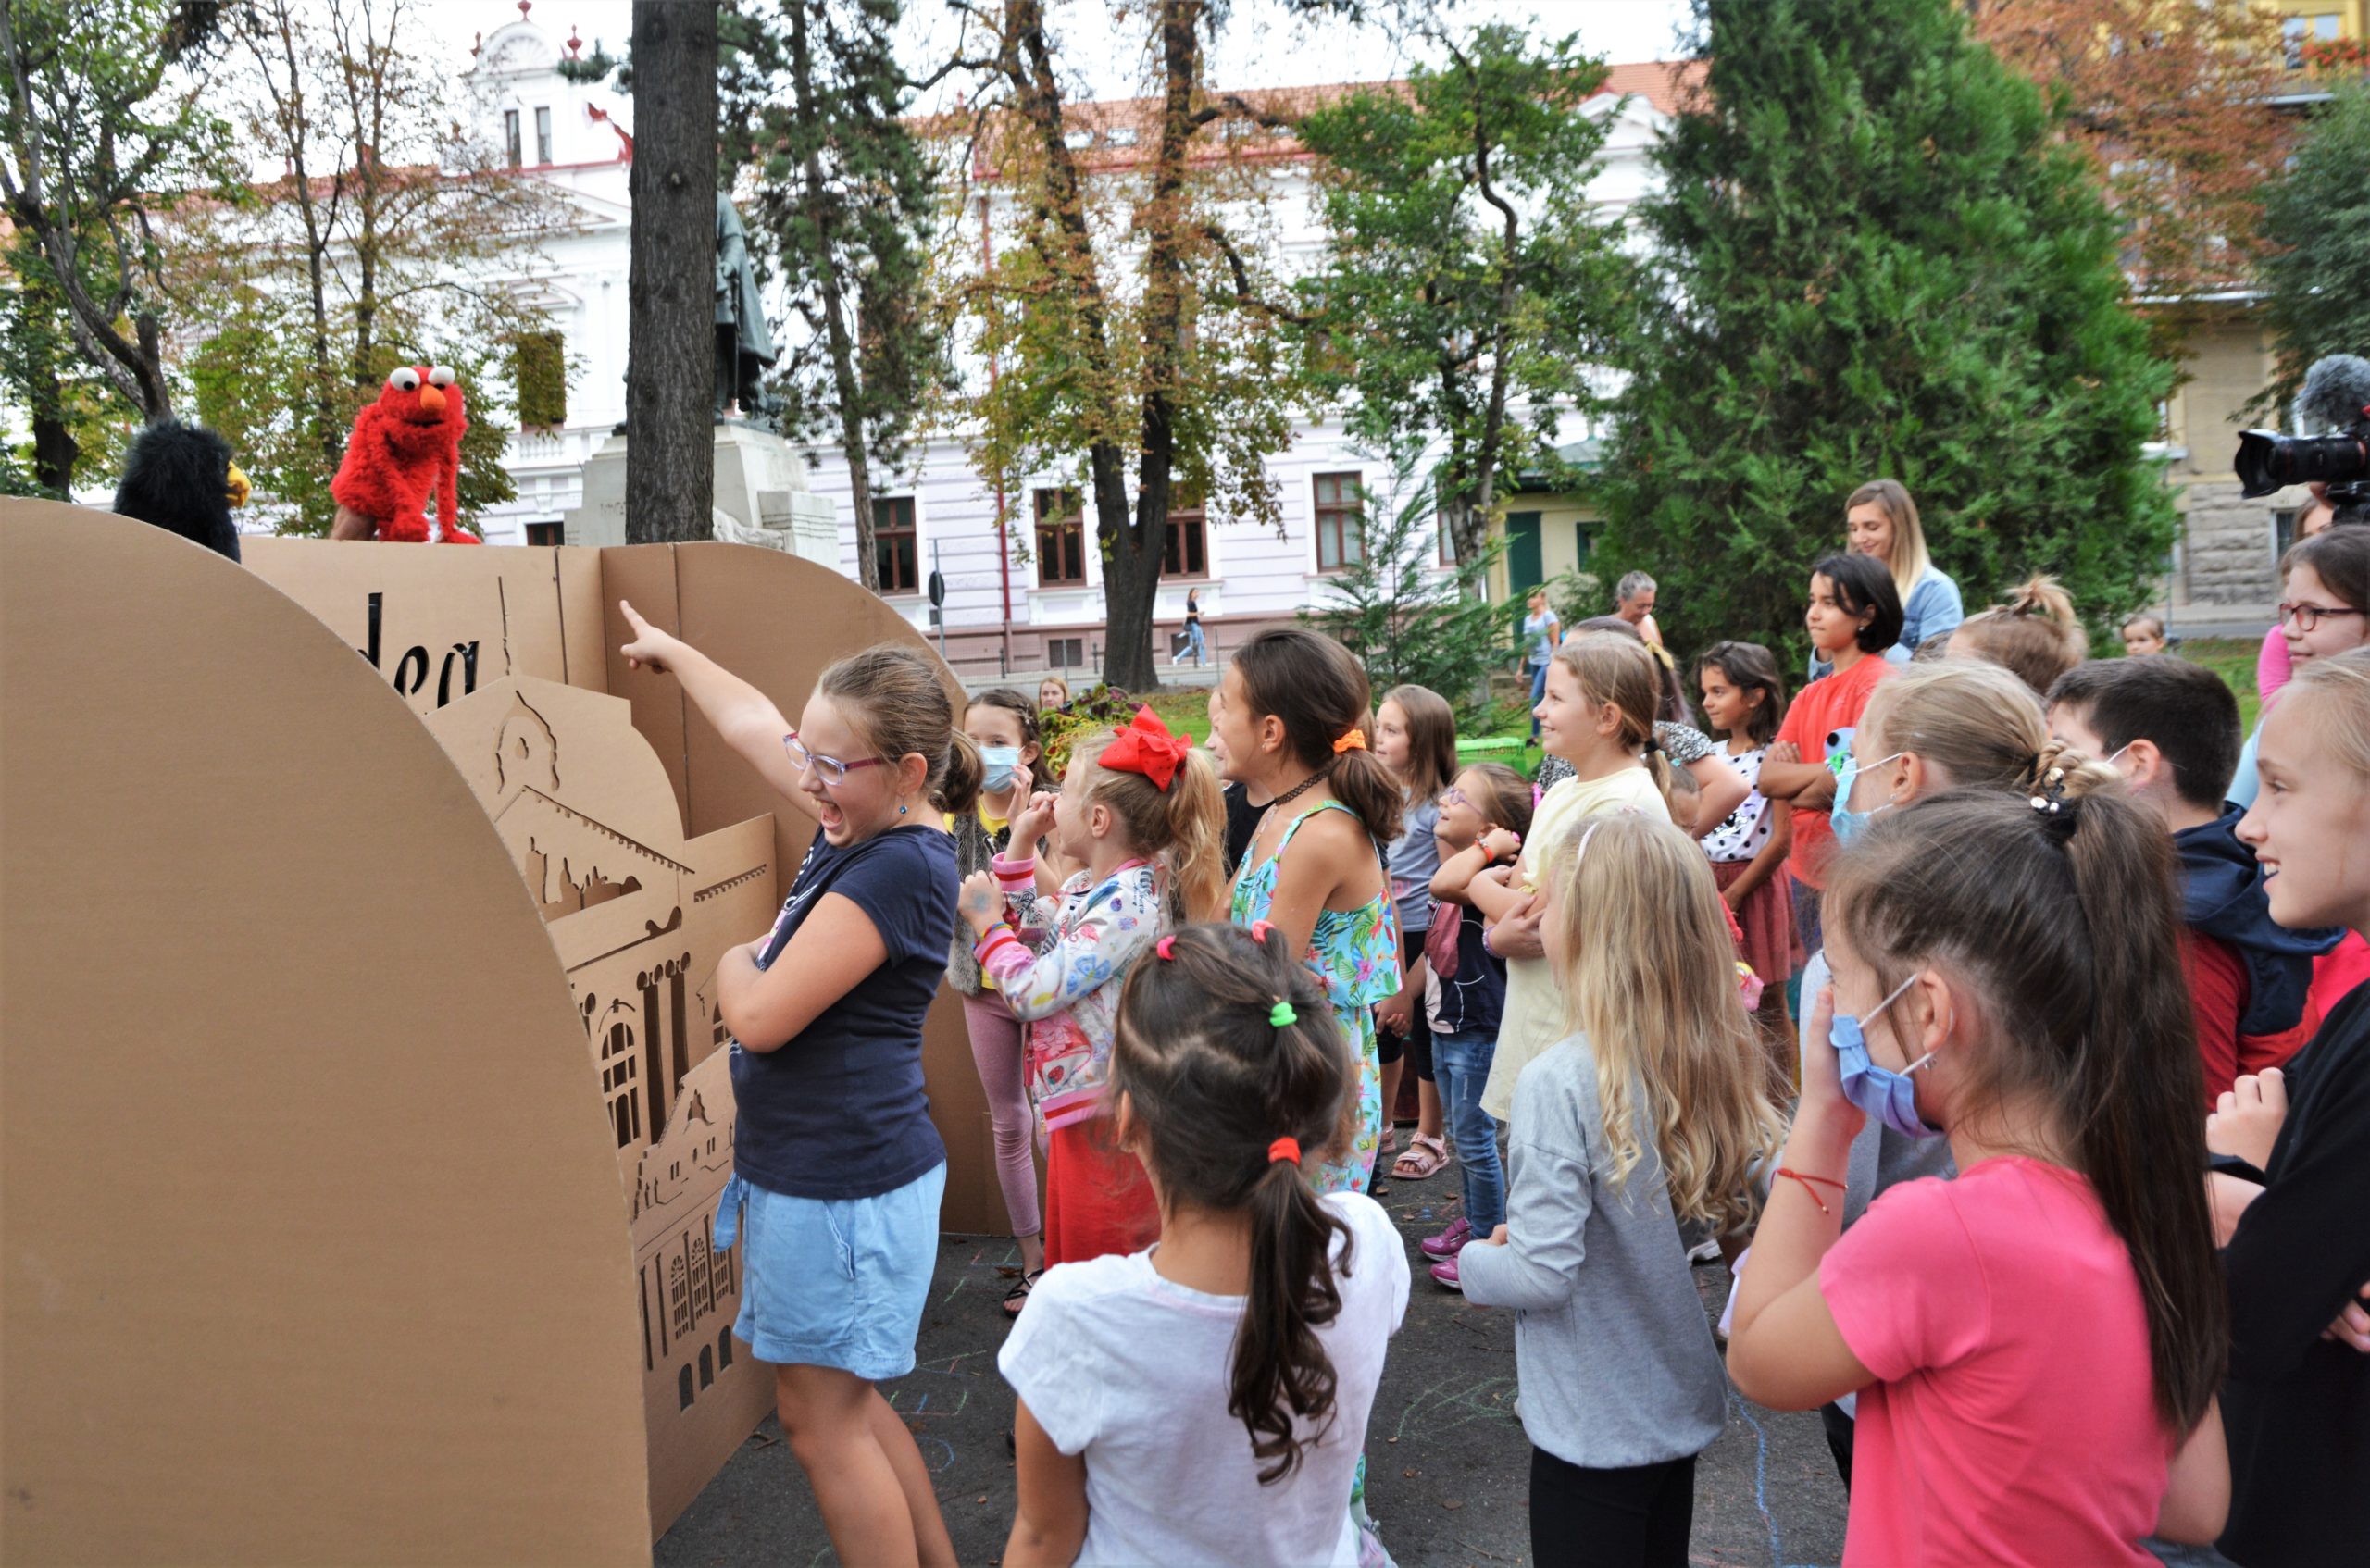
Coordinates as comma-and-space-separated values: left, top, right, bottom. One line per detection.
1100, 0, 1203, 693
1093, 442, 1163, 691
625, 0, 718, 544
788, 0, 878, 590
31, 411, 77, 495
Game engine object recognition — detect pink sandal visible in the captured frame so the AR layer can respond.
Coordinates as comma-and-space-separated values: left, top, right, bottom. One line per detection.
1391, 1133, 1448, 1180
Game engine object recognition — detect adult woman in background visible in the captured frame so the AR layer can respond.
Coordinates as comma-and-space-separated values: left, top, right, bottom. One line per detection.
1810, 479, 1961, 680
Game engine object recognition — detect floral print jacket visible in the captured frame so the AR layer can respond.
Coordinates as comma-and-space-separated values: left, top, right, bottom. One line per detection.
973, 854, 1164, 1130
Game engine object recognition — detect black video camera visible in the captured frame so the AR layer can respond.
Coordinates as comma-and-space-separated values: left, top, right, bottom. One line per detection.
2236, 352, 2370, 506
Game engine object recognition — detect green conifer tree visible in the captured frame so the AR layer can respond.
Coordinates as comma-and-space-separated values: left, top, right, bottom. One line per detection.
1595, 0, 2177, 665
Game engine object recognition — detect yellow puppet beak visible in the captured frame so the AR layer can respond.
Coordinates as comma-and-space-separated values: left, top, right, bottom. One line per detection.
224, 464, 251, 507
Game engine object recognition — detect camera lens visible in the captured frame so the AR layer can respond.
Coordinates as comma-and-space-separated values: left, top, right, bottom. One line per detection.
2235, 429, 2370, 499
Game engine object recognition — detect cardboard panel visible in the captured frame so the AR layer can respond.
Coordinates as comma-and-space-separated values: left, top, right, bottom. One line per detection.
243, 534, 569, 716
0, 504, 649, 1565
597, 543, 692, 831
665, 541, 1003, 1233
557, 544, 610, 691
421, 678, 778, 1533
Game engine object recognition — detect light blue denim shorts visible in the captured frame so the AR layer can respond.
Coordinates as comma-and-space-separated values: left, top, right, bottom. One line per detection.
717, 1161, 946, 1381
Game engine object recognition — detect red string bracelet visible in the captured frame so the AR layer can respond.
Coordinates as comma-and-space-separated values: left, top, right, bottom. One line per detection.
1776, 1167, 1848, 1215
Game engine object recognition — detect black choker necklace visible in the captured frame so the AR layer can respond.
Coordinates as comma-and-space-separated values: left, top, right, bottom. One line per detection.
1260, 767, 1327, 823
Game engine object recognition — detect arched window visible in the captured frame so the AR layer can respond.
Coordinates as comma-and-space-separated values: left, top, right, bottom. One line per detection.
677, 1364, 694, 1411
717, 1327, 733, 1370
698, 1347, 715, 1388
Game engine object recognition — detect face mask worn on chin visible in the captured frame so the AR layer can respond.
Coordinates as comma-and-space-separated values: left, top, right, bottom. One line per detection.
1830, 970, 1943, 1139
980, 745, 1023, 792
1829, 750, 1903, 847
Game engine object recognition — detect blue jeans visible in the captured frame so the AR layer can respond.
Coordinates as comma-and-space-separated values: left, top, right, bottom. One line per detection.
1433, 1027, 1503, 1232
1527, 659, 1549, 736
1186, 621, 1206, 666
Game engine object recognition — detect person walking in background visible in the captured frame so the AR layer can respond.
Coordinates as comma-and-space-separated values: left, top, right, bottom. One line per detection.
1810, 479, 1962, 680
1613, 571, 1665, 648
1521, 588, 1561, 744
1184, 588, 1207, 667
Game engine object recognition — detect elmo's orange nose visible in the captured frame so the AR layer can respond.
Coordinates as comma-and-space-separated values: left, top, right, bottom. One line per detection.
418, 382, 447, 417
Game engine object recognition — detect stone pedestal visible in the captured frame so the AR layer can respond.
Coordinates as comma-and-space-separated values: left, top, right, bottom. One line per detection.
560, 424, 839, 568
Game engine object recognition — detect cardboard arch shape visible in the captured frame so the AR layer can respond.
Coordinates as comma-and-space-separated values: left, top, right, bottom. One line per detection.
0, 502, 650, 1564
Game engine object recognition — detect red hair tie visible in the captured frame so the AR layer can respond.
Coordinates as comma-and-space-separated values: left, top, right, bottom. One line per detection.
1267, 1137, 1301, 1166
1155, 934, 1177, 961
1249, 919, 1275, 945
1100, 704, 1194, 791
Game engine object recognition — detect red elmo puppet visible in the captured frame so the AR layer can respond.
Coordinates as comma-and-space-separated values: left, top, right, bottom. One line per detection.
331, 363, 479, 543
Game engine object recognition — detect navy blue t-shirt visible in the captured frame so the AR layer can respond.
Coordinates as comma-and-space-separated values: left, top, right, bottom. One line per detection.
732, 824, 955, 1201
1429, 903, 1507, 1038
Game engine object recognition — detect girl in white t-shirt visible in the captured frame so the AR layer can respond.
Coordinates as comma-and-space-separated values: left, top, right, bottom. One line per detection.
998, 923, 1410, 1568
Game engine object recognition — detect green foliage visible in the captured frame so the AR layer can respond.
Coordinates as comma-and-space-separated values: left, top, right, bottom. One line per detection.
0, 235, 135, 492
2250, 77, 2370, 423
511, 330, 568, 429
1292, 25, 1636, 563
1594, 0, 2178, 668
722, 1, 944, 473
0, 0, 242, 418
1303, 462, 1510, 722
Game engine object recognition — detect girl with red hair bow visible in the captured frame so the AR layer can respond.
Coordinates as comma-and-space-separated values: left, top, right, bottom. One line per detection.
957, 705, 1229, 1271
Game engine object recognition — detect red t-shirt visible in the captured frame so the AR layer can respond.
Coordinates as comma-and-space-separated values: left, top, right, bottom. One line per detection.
1820, 1159, 2171, 1568
1774, 654, 1895, 890
2182, 929, 2319, 1104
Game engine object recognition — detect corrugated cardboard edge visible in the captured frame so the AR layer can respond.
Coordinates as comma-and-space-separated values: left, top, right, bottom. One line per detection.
1, 504, 651, 1565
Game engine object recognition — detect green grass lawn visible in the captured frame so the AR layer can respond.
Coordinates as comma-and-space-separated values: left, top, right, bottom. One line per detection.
1119, 636, 2264, 770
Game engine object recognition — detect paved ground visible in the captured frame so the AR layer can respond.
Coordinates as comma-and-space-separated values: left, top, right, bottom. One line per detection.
656, 1158, 1849, 1568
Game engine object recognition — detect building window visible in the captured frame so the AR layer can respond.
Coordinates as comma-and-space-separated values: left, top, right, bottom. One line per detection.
1035, 488, 1086, 586
505, 109, 522, 168
1313, 472, 1365, 573
1164, 484, 1207, 577
1047, 637, 1085, 669
535, 106, 553, 165
512, 329, 567, 428
2284, 13, 2339, 68
872, 496, 918, 593
525, 521, 562, 546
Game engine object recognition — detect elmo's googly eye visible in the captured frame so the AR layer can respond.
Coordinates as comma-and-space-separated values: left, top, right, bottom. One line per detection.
428, 365, 456, 388
388, 367, 421, 392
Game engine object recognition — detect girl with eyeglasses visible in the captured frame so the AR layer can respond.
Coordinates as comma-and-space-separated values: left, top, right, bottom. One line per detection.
618, 603, 972, 1568
2228, 527, 2370, 817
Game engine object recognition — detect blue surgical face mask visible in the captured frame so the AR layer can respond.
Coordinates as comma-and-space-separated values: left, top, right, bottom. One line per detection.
1831, 971, 1943, 1139
1829, 749, 1903, 847
980, 745, 1024, 792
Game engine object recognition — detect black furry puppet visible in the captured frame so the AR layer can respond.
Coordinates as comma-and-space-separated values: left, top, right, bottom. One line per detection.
112, 418, 250, 562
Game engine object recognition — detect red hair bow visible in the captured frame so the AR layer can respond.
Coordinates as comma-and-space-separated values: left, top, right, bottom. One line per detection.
1101, 704, 1193, 791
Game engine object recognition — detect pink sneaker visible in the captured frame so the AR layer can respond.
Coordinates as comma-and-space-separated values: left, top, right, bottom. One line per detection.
1419, 1216, 1471, 1260
1429, 1252, 1464, 1290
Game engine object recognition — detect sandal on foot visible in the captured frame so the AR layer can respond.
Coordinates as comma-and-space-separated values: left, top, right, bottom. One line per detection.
1392, 1134, 1448, 1180
1002, 1268, 1042, 1317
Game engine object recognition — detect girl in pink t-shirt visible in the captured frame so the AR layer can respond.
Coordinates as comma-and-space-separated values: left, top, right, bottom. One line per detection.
1728, 786, 2231, 1567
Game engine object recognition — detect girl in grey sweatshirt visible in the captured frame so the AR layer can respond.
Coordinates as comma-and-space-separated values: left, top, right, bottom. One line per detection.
1459, 814, 1782, 1568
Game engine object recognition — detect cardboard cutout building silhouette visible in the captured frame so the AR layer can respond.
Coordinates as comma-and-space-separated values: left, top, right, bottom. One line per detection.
4, 505, 1006, 1560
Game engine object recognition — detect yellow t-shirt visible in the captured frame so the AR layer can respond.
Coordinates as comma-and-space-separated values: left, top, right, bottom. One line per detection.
1479, 765, 1670, 1121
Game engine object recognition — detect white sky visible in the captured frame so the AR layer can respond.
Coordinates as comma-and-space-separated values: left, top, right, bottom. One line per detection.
416, 0, 1698, 107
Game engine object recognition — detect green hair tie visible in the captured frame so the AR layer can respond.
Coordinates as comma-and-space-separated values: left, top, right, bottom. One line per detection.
1269, 1000, 1297, 1028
